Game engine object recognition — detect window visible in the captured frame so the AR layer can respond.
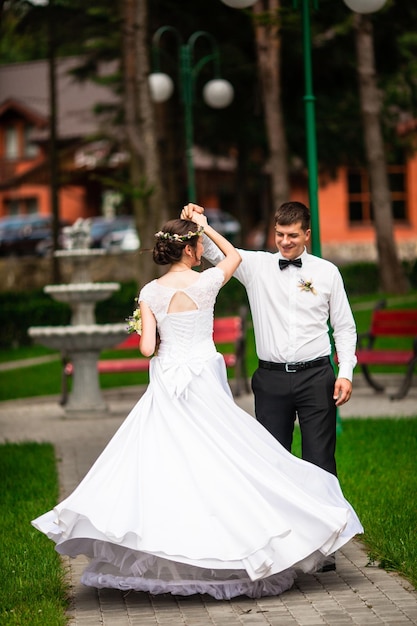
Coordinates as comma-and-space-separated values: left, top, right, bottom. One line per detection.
4, 199, 20, 215
25, 197, 39, 214
3, 197, 39, 214
24, 125, 39, 158
347, 167, 407, 223
5, 127, 19, 159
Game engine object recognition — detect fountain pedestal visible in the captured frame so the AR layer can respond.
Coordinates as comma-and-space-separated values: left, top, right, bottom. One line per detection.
68, 349, 106, 414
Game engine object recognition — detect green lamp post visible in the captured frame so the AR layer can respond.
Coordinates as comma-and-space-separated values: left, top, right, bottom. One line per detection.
221, 0, 322, 255
149, 27, 234, 203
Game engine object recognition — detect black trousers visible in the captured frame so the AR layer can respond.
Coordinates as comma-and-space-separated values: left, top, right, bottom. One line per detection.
251, 362, 337, 476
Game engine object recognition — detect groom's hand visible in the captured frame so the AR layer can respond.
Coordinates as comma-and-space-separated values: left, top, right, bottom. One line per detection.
181, 203, 204, 219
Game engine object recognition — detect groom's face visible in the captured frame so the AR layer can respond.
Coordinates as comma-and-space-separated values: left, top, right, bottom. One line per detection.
274, 221, 311, 259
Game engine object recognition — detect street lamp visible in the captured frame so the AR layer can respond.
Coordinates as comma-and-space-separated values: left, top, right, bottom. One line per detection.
343, 0, 386, 12
149, 26, 234, 202
219, 0, 387, 257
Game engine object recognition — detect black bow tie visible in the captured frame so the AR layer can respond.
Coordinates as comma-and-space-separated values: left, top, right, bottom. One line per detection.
279, 258, 302, 270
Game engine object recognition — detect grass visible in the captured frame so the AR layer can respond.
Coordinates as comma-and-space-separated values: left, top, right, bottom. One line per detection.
0, 361, 64, 401
0, 344, 55, 364
0, 350, 151, 402
0, 442, 69, 625
292, 419, 417, 589
337, 419, 417, 586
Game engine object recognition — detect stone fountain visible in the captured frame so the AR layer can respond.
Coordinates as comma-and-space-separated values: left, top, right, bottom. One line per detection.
29, 219, 128, 417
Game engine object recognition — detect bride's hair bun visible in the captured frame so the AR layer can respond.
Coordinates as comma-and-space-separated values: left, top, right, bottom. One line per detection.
153, 219, 200, 266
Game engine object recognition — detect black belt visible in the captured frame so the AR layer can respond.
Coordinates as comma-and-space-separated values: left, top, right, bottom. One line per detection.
258, 356, 330, 373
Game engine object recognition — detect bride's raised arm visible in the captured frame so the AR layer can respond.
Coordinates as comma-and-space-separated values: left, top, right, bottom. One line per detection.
184, 204, 241, 284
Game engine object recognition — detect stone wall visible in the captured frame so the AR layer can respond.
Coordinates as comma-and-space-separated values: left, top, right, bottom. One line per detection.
0, 253, 141, 293
322, 240, 417, 265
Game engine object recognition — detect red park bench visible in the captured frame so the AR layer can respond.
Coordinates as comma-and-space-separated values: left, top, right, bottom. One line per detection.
61, 307, 250, 405
351, 302, 417, 400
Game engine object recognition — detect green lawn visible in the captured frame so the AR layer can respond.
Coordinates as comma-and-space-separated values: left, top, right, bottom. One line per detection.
0, 442, 69, 625
336, 419, 417, 585
293, 419, 417, 588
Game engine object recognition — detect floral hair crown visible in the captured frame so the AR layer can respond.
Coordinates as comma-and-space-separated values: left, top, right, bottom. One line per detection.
154, 224, 204, 243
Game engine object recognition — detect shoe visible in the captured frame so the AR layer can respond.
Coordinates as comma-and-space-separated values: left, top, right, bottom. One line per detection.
316, 555, 336, 572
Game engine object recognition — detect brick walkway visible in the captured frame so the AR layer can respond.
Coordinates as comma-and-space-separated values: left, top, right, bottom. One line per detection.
1, 381, 416, 625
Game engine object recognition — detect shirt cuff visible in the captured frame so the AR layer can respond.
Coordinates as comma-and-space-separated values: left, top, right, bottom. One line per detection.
337, 361, 356, 382
202, 234, 224, 263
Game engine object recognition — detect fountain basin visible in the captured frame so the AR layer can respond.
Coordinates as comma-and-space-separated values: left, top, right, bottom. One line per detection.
45, 283, 120, 301
55, 249, 105, 258
45, 283, 121, 324
29, 323, 130, 417
29, 323, 128, 351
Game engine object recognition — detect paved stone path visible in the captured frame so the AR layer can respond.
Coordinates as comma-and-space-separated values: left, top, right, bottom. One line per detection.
1, 380, 416, 625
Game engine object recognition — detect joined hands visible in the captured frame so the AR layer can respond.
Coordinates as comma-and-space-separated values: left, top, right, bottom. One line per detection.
181, 203, 207, 229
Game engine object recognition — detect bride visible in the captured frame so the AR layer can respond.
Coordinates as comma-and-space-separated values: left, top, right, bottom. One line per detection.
32, 207, 363, 600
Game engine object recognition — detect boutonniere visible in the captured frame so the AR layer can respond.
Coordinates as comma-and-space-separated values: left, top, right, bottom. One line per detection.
298, 277, 317, 295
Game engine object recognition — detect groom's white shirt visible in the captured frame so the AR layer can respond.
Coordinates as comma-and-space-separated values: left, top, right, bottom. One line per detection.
203, 236, 357, 381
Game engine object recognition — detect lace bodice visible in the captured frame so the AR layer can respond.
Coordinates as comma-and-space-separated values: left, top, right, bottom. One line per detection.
139, 267, 224, 372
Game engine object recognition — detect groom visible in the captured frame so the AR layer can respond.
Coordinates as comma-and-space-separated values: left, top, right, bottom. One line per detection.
182, 201, 357, 479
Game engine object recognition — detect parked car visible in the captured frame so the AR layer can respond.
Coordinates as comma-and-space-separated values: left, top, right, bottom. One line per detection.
61, 216, 137, 250
204, 208, 241, 243
101, 227, 140, 252
0, 214, 70, 257
38, 215, 138, 254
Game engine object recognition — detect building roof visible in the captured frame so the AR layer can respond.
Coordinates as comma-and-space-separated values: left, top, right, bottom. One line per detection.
0, 56, 235, 180
0, 57, 120, 140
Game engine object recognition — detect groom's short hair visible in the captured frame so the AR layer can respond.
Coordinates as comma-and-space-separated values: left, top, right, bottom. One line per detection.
275, 202, 311, 232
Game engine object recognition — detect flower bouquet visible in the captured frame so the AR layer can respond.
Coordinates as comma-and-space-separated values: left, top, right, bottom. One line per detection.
126, 298, 142, 335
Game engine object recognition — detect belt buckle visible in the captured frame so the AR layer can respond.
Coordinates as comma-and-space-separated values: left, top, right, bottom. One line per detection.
285, 362, 297, 373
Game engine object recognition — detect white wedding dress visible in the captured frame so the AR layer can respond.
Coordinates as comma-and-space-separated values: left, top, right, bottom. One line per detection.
32, 267, 363, 600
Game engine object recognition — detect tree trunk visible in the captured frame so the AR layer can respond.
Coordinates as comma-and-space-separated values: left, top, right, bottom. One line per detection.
47, 0, 61, 283
121, 0, 168, 288
354, 14, 407, 294
252, 0, 290, 233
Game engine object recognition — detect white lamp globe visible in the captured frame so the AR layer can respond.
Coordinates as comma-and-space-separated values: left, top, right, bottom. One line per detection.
220, 0, 257, 7
148, 72, 174, 103
343, 0, 387, 13
203, 79, 234, 109
222, 0, 257, 9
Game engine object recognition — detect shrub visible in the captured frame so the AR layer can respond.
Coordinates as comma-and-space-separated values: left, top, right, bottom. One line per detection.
0, 291, 70, 348
339, 262, 380, 296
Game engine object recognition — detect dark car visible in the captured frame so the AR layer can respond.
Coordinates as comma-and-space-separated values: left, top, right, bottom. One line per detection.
37, 215, 138, 255
0, 215, 70, 257
88, 216, 136, 248
204, 208, 241, 243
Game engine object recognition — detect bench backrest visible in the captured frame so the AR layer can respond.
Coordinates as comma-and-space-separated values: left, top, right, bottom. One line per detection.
115, 315, 243, 351
371, 309, 417, 337
213, 316, 242, 344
